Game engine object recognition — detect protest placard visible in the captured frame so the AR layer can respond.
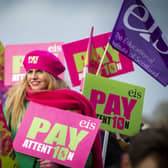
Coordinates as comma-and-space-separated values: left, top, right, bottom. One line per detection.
110, 0, 168, 86
5, 42, 64, 86
0, 104, 19, 168
82, 73, 145, 136
13, 102, 101, 168
62, 32, 134, 87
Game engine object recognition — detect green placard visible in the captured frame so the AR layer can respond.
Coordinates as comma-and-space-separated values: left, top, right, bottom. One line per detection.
82, 73, 145, 136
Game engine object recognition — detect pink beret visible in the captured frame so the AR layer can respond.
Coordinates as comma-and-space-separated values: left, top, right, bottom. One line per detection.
23, 50, 65, 79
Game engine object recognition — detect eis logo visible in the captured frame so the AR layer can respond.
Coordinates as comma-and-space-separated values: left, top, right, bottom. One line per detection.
123, 3, 168, 55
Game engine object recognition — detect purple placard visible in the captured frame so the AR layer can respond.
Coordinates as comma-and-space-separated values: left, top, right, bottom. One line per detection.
110, 0, 168, 86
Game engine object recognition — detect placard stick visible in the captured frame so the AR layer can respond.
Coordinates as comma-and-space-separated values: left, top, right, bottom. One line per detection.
102, 131, 109, 166
96, 42, 110, 76
95, 42, 110, 167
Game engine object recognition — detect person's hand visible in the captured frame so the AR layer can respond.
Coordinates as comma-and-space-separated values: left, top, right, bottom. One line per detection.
38, 159, 61, 168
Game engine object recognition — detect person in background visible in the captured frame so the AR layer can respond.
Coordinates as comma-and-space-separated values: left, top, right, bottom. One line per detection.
4, 50, 103, 168
120, 120, 168, 168
103, 132, 130, 168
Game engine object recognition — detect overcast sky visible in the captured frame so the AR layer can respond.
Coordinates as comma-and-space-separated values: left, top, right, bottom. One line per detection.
0, 0, 168, 44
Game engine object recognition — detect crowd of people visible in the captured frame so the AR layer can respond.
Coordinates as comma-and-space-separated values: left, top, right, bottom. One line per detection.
1, 49, 168, 168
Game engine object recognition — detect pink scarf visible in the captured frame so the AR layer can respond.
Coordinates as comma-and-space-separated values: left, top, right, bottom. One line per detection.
26, 88, 103, 168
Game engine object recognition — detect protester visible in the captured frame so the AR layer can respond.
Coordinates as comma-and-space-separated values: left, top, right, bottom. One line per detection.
104, 132, 130, 168
120, 120, 168, 168
4, 50, 103, 168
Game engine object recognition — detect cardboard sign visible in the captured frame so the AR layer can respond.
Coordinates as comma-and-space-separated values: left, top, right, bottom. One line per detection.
62, 32, 134, 87
13, 102, 101, 168
5, 42, 65, 86
82, 73, 145, 136
0, 104, 19, 168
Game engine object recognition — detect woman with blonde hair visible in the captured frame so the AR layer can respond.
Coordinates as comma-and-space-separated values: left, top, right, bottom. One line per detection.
6, 71, 68, 130
5, 50, 103, 168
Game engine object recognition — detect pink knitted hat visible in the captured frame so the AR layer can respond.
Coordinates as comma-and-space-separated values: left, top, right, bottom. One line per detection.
23, 50, 65, 78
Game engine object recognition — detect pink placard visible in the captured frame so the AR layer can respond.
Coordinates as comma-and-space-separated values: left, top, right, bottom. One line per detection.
62, 32, 134, 87
13, 102, 101, 168
5, 42, 65, 86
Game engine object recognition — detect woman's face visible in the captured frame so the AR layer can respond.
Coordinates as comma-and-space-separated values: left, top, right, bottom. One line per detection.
26, 69, 49, 90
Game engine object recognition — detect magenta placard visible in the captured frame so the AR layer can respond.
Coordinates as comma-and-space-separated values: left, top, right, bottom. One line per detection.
13, 102, 101, 168
5, 42, 64, 86
0, 104, 19, 167
62, 32, 134, 87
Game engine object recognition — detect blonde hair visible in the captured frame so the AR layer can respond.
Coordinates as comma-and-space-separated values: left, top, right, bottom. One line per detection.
5, 72, 69, 130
